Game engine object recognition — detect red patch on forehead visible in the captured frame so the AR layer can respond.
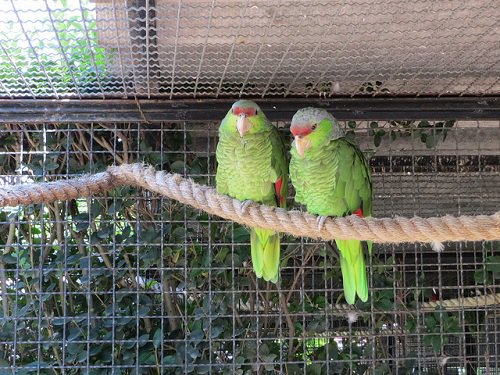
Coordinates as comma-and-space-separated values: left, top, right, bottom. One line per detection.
290, 125, 312, 137
233, 107, 256, 117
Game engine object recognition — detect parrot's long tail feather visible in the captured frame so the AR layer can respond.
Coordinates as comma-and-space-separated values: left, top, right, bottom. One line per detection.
336, 239, 368, 304
251, 228, 280, 283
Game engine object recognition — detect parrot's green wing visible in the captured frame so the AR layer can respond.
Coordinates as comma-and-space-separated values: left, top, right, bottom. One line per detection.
346, 138, 373, 217
215, 116, 231, 196
335, 139, 372, 215
252, 124, 288, 283
333, 138, 372, 304
269, 125, 288, 209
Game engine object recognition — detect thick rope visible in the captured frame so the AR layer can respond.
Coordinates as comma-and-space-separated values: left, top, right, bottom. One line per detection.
421, 292, 500, 310
0, 163, 498, 243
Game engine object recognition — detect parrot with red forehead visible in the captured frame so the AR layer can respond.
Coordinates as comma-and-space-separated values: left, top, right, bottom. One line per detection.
289, 107, 372, 304
215, 100, 288, 283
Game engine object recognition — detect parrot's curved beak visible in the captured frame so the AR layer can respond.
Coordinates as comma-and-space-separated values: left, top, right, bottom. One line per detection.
236, 115, 251, 137
294, 136, 311, 157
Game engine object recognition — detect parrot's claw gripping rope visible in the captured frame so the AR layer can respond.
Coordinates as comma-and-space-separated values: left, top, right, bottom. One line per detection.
240, 200, 253, 215
316, 215, 328, 231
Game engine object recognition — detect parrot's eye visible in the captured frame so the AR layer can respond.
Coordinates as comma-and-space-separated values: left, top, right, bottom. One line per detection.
255, 109, 258, 115
311, 124, 317, 130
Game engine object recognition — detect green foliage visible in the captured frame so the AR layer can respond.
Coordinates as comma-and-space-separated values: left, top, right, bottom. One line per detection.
358, 80, 390, 95
0, 124, 481, 374
473, 242, 500, 285
474, 255, 500, 285
405, 307, 462, 354
425, 309, 461, 353
0, 1, 110, 96
346, 120, 455, 149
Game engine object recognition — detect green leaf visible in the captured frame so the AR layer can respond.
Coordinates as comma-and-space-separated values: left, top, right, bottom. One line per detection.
374, 363, 391, 375
424, 315, 437, 330
196, 364, 211, 374
214, 247, 230, 263
211, 325, 224, 338
153, 328, 163, 348
79, 256, 91, 269
445, 120, 455, 127
425, 134, 435, 148
418, 121, 430, 128
474, 270, 487, 284
73, 213, 90, 231
45, 162, 59, 171
374, 133, 382, 147
163, 355, 176, 365
96, 225, 113, 238
66, 343, 84, 356
348, 121, 357, 129
390, 130, 397, 141
423, 334, 432, 347
138, 350, 156, 364
67, 328, 81, 341
485, 256, 500, 273
374, 297, 393, 310
446, 316, 461, 333
190, 329, 205, 341
187, 345, 201, 359
262, 354, 277, 370
405, 318, 417, 333
138, 333, 150, 346
404, 352, 417, 370
431, 335, 442, 352
138, 306, 150, 316
2, 254, 17, 264
233, 226, 250, 242
284, 364, 301, 375
107, 200, 123, 215
345, 130, 356, 143
369, 121, 379, 129
66, 254, 83, 265
171, 227, 186, 242
305, 363, 322, 375
170, 160, 186, 174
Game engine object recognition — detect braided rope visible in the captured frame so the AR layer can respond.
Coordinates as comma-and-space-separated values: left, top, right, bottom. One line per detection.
0, 163, 498, 243
240, 293, 500, 314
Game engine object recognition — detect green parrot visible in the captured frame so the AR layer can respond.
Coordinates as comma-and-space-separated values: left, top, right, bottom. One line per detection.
289, 107, 372, 304
215, 100, 288, 283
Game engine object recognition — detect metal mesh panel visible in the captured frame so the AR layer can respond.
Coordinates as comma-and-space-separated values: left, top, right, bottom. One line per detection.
0, 0, 499, 99
0, 121, 499, 373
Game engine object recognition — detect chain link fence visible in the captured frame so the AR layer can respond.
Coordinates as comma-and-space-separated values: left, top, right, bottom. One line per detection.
0, 121, 499, 373
0, 0, 499, 374
0, 0, 499, 99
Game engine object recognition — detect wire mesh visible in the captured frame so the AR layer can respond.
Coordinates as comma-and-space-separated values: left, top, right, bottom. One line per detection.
0, 120, 499, 374
0, 0, 499, 99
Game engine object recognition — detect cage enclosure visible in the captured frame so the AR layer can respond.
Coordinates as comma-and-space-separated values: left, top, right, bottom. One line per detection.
0, 0, 499, 374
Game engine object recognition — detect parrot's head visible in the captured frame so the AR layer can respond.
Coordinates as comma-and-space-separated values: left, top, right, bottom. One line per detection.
290, 107, 344, 157
222, 100, 268, 137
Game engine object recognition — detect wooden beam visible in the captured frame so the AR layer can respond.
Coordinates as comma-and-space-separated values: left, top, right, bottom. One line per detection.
0, 97, 499, 123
